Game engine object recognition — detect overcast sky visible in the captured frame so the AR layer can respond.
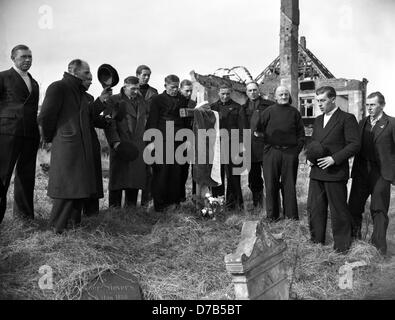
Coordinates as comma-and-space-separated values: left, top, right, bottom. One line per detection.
1, 0, 394, 116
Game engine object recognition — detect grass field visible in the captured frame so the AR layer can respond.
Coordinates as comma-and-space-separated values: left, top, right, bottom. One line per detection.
0, 149, 393, 300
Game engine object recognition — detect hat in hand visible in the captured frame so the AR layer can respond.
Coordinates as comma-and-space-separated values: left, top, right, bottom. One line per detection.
115, 141, 139, 162
97, 64, 119, 88
306, 140, 328, 164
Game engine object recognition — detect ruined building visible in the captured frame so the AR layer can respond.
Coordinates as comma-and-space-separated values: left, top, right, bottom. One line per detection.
191, 0, 368, 133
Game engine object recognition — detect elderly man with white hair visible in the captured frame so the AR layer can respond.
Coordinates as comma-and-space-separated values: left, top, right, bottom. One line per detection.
251, 85, 305, 221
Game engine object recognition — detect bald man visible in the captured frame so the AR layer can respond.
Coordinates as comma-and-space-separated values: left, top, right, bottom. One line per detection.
252, 86, 305, 221
39, 59, 111, 233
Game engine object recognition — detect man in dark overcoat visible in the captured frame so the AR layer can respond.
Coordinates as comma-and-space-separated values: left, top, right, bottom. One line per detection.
348, 92, 395, 255
38, 59, 111, 233
104, 76, 147, 208
0, 44, 40, 224
210, 84, 244, 211
240, 81, 275, 208
306, 86, 360, 253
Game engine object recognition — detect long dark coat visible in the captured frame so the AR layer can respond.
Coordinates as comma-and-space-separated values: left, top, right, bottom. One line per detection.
104, 90, 148, 191
38, 72, 104, 199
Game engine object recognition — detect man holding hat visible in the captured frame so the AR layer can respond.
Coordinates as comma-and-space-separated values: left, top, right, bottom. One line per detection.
39, 59, 111, 233
104, 76, 147, 208
306, 86, 360, 253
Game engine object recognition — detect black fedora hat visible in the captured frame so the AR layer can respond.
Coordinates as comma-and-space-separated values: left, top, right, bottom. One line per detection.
115, 141, 139, 162
97, 64, 119, 88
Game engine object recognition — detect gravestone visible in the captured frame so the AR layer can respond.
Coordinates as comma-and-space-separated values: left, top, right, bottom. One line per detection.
80, 269, 143, 300
224, 220, 289, 300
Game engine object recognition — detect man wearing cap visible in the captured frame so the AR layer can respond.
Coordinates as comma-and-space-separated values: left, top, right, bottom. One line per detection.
240, 81, 275, 208
136, 65, 158, 207
306, 86, 360, 253
104, 76, 147, 208
253, 85, 305, 221
348, 92, 395, 255
0, 44, 40, 224
210, 84, 244, 211
38, 59, 111, 233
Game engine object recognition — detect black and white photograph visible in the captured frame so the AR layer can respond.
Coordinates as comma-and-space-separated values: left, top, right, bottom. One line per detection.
1, 0, 395, 307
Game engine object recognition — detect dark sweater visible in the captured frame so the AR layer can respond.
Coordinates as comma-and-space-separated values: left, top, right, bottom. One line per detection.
257, 103, 305, 150
146, 91, 186, 137
210, 99, 242, 132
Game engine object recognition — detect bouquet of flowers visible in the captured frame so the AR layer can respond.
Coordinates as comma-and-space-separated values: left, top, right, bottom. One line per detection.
201, 193, 225, 220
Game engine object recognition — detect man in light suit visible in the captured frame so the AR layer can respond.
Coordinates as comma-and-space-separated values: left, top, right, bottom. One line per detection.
306, 86, 360, 253
348, 92, 395, 255
0, 45, 40, 224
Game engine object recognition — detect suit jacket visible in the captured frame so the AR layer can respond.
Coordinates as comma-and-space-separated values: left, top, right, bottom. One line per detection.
351, 113, 395, 183
143, 85, 158, 115
308, 108, 360, 181
0, 68, 40, 139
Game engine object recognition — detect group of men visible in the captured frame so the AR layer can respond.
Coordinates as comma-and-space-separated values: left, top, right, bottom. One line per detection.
0, 44, 394, 256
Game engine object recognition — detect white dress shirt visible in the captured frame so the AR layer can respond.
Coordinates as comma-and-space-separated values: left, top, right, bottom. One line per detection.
323, 106, 338, 128
370, 112, 383, 129
13, 66, 32, 93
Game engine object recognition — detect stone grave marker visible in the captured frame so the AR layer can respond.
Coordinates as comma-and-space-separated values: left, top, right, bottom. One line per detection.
225, 220, 289, 300
80, 269, 143, 300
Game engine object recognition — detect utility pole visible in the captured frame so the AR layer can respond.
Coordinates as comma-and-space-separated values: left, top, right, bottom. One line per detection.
279, 0, 299, 107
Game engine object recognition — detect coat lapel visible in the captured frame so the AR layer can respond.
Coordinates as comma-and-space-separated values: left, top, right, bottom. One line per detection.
373, 113, 389, 142
318, 108, 341, 142
10, 68, 30, 99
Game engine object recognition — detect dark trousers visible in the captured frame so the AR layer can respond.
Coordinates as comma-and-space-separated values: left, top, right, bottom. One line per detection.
109, 188, 139, 208
211, 163, 243, 210
180, 163, 189, 201
179, 163, 196, 200
248, 161, 264, 193
348, 164, 391, 255
0, 135, 39, 223
49, 198, 84, 233
152, 163, 183, 211
141, 166, 152, 206
82, 198, 100, 216
263, 147, 299, 220
307, 179, 352, 252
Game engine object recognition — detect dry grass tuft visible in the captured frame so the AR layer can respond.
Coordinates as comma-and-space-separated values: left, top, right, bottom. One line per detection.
0, 152, 389, 300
